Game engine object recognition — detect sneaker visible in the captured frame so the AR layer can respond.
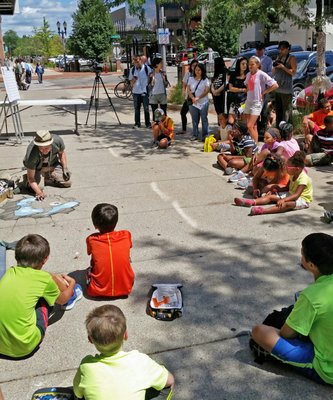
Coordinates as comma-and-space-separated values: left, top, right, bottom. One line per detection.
190, 136, 198, 141
249, 338, 271, 365
132, 124, 141, 129
224, 167, 236, 175
237, 177, 252, 190
228, 171, 246, 183
323, 211, 333, 224
176, 130, 187, 135
234, 197, 255, 207
250, 206, 265, 216
61, 283, 83, 311
146, 124, 152, 129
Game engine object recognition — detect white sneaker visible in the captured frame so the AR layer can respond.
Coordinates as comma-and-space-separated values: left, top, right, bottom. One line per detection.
61, 283, 83, 311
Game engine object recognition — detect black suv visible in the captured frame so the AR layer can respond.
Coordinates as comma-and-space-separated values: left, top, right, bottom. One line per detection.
292, 51, 333, 105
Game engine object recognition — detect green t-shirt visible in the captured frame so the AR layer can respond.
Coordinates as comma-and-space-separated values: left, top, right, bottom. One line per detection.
286, 274, 333, 384
23, 134, 65, 171
0, 266, 60, 357
289, 170, 313, 203
73, 350, 169, 400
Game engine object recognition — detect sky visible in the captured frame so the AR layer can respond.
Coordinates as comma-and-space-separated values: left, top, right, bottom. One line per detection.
1, 0, 79, 37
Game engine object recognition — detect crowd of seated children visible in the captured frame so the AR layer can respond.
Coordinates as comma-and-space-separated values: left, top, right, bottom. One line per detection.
234, 151, 312, 216
216, 122, 258, 175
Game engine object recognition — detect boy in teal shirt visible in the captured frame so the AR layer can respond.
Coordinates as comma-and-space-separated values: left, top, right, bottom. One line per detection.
74, 305, 174, 399
251, 233, 333, 384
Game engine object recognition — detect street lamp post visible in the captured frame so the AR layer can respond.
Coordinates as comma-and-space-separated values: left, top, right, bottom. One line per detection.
57, 21, 67, 71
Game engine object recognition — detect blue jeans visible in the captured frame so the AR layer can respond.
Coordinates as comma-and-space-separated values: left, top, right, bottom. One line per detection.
0, 240, 17, 279
133, 93, 150, 127
189, 102, 209, 140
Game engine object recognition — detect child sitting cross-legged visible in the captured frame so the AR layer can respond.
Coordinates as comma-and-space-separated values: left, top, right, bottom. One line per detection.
151, 108, 174, 149
0, 234, 82, 359
73, 305, 175, 400
251, 233, 333, 385
86, 203, 134, 298
216, 122, 258, 175
234, 151, 312, 216
210, 113, 233, 152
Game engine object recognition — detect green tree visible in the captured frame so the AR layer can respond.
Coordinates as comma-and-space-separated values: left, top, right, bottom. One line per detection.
33, 18, 61, 58
192, 4, 240, 57
70, 0, 115, 60
3, 29, 20, 56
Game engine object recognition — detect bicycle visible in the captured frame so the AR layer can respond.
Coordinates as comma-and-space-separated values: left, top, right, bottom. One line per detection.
114, 75, 132, 99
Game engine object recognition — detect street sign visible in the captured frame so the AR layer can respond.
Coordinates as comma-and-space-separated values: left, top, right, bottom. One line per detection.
157, 28, 170, 45
111, 34, 121, 39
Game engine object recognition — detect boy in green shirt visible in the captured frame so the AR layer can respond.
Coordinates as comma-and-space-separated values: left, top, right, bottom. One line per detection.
251, 233, 333, 384
0, 234, 81, 358
74, 305, 175, 400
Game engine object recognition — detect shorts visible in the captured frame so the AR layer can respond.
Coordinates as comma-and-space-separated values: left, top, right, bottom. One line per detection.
149, 93, 167, 105
272, 337, 326, 384
244, 100, 263, 116
305, 152, 333, 166
157, 134, 171, 146
229, 103, 245, 115
278, 192, 310, 210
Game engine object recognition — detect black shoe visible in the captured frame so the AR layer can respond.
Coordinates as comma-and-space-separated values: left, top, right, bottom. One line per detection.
146, 124, 152, 129
132, 124, 141, 129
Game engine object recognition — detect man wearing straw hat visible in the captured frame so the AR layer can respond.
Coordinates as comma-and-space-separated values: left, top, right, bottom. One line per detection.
22, 130, 72, 200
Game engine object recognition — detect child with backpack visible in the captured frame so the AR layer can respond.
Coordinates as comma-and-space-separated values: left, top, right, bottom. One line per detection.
251, 233, 333, 385
234, 151, 312, 215
86, 203, 134, 298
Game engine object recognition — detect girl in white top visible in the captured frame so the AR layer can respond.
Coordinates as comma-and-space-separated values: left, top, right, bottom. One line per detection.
149, 57, 169, 120
187, 64, 210, 141
244, 56, 278, 143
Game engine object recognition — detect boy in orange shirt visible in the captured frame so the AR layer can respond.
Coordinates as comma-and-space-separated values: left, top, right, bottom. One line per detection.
86, 204, 134, 298
151, 108, 174, 149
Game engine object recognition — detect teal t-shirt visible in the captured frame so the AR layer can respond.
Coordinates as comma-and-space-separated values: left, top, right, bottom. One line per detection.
286, 274, 333, 384
0, 266, 60, 357
73, 350, 168, 400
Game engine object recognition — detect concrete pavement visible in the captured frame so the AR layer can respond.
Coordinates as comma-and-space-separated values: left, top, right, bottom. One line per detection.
0, 71, 333, 399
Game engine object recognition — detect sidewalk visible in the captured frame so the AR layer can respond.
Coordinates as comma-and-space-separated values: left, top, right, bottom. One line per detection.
0, 81, 333, 399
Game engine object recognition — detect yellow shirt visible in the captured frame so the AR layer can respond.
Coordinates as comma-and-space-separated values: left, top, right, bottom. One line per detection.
73, 350, 168, 400
289, 171, 313, 203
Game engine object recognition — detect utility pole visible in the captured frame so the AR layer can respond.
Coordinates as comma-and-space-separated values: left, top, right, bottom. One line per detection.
160, 6, 167, 72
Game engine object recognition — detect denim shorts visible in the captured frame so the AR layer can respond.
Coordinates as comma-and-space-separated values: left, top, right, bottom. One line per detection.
244, 100, 263, 116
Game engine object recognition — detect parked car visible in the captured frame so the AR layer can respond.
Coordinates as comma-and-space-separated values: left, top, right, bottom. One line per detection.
238, 44, 303, 61
196, 51, 220, 64
296, 70, 333, 110
166, 53, 177, 66
176, 51, 188, 65
292, 51, 333, 105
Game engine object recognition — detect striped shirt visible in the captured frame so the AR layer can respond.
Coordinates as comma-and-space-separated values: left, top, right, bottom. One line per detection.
234, 134, 258, 155
317, 128, 333, 154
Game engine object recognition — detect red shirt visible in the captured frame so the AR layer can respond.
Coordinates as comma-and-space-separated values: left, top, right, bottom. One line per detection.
86, 230, 134, 297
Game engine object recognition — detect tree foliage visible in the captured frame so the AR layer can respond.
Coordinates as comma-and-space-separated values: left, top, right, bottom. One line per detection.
70, 0, 115, 60
192, 4, 240, 57
33, 18, 62, 58
3, 29, 20, 55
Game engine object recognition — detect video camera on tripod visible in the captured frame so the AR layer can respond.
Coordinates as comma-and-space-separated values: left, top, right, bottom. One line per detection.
90, 60, 103, 74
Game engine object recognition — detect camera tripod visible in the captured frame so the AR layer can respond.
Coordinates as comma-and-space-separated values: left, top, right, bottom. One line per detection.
85, 70, 121, 128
